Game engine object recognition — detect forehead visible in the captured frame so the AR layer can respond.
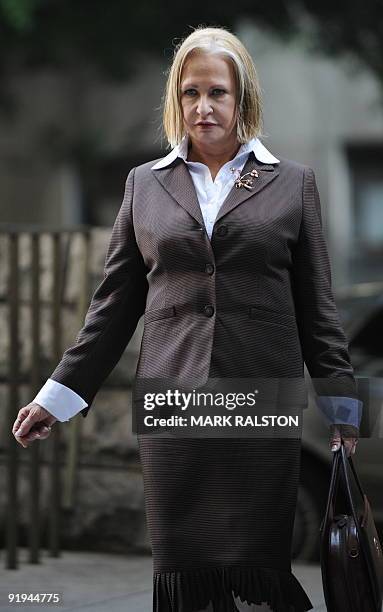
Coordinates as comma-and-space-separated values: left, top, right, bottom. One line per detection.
181, 52, 235, 84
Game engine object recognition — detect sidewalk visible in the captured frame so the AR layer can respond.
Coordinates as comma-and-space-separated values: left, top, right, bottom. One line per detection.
0, 549, 326, 611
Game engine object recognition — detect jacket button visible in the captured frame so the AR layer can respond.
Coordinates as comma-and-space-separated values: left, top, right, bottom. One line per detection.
216, 224, 228, 236
203, 305, 215, 317
205, 263, 215, 275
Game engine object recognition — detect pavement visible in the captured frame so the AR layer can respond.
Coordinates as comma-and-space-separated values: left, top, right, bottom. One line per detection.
0, 549, 327, 611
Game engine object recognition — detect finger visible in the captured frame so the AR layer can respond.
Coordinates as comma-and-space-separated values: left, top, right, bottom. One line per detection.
14, 413, 37, 438
15, 436, 28, 448
30, 422, 51, 434
12, 406, 31, 434
330, 441, 341, 452
329, 428, 341, 452
343, 436, 358, 456
36, 425, 52, 439
15, 432, 37, 448
18, 429, 42, 441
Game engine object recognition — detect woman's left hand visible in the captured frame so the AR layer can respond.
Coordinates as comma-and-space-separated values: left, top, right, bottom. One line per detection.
329, 424, 359, 457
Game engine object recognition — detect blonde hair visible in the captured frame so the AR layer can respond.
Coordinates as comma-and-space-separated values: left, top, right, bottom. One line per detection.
160, 25, 264, 149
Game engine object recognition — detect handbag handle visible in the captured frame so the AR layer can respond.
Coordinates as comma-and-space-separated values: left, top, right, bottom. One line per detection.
342, 444, 366, 505
320, 442, 342, 528
321, 439, 365, 528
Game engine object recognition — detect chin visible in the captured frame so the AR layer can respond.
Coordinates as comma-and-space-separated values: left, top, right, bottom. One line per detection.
193, 130, 223, 143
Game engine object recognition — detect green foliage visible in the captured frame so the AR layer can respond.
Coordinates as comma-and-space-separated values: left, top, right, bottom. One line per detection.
0, 0, 41, 31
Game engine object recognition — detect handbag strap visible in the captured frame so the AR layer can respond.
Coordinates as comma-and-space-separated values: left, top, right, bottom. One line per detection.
322, 437, 364, 526
346, 449, 366, 501
339, 443, 364, 516
321, 443, 341, 527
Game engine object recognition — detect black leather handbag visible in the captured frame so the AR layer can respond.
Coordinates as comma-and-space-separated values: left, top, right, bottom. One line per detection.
319, 440, 383, 611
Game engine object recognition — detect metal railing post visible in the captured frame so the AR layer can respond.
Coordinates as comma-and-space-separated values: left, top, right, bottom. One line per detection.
6, 233, 20, 569
48, 232, 64, 558
29, 231, 42, 564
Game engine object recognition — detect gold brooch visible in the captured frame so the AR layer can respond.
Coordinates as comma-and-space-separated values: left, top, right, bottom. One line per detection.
230, 167, 259, 190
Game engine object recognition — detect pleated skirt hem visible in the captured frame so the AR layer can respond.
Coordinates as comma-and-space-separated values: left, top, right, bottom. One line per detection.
153, 564, 314, 612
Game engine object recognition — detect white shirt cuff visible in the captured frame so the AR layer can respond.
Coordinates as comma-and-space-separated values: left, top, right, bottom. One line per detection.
32, 378, 88, 422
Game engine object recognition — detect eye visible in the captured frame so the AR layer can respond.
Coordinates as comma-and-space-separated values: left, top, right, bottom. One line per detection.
182, 88, 226, 96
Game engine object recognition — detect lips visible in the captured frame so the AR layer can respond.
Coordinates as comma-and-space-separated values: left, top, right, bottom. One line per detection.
196, 122, 217, 126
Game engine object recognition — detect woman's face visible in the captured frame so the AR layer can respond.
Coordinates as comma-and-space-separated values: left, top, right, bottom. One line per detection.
180, 51, 239, 150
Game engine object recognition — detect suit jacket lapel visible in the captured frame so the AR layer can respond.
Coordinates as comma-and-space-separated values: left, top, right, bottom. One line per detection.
151, 151, 280, 228
151, 157, 205, 227
214, 151, 279, 224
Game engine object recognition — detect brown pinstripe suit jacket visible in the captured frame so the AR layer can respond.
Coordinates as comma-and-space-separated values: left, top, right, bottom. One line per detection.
49, 151, 359, 418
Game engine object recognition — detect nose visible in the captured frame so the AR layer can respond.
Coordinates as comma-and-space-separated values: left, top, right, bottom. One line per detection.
196, 95, 213, 117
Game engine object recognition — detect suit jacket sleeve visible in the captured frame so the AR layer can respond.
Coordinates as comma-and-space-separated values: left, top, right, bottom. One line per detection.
291, 166, 363, 429
48, 166, 148, 418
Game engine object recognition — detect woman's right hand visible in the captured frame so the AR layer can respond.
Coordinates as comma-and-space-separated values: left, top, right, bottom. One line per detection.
12, 403, 57, 448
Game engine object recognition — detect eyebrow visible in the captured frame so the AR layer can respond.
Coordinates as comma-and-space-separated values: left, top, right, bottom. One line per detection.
181, 83, 228, 89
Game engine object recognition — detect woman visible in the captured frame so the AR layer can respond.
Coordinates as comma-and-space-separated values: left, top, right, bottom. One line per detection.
13, 25, 362, 612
